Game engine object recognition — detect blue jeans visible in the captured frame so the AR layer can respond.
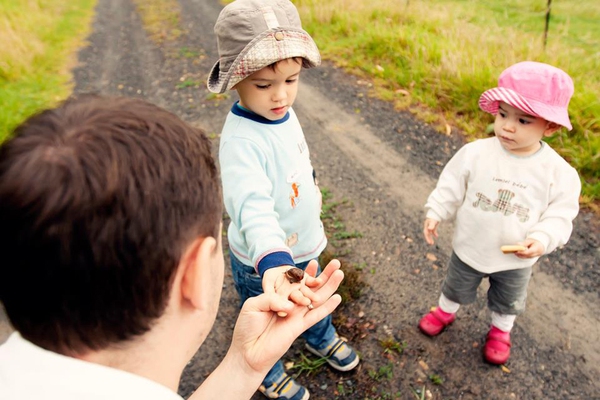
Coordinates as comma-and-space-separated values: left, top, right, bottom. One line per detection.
230, 253, 336, 386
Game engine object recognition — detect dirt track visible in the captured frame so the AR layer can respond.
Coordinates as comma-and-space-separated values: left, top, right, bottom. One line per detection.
1, 0, 599, 398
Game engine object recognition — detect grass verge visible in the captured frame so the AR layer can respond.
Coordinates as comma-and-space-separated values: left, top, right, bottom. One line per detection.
296, 0, 599, 203
0, 0, 97, 141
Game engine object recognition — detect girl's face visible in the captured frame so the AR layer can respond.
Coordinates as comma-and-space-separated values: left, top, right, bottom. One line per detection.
233, 58, 302, 121
494, 102, 560, 156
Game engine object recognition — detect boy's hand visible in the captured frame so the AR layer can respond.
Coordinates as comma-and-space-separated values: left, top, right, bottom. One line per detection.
514, 238, 545, 258
263, 265, 314, 316
423, 218, 440, 245
230, 259, 344, 374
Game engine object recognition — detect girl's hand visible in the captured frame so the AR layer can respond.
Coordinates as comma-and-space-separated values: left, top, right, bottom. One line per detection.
515, 238, 545, 258
423, 218, 440, 245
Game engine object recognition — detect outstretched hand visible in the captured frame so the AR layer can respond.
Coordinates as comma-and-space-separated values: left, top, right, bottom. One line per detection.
231, 259, 344, 374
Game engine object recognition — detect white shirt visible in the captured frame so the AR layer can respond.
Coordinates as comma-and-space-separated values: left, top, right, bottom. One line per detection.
425, 137, 580, 273
0, 332, 182, 400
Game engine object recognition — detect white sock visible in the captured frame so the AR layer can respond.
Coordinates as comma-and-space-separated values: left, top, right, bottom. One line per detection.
491, 312, 516, 332
438, 293, 460, 314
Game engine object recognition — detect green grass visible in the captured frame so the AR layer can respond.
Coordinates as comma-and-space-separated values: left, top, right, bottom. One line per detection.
296, 0, 600, 203
290, 351, 328, 376
379, 337, 407, 356
0, 0, 97, 141
368, 362, 394, 382
131, 0, 182, 43
4, 0, 598, 204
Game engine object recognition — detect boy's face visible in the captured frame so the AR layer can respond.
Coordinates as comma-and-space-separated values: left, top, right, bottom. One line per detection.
234, 58, 302, 121
494, 102, 559, 156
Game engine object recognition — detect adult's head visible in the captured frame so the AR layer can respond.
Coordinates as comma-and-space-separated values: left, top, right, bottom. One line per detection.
0, 94, 222, 355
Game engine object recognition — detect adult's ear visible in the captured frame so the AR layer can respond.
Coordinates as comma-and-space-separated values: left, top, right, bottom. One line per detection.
180, 236, 219, 311
544, 122, 562, 137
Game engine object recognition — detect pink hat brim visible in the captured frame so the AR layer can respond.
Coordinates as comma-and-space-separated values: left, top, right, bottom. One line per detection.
479, 87, 572, 130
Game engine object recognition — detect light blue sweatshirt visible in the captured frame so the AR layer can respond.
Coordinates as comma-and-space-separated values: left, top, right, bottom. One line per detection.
219, 103, 327, 277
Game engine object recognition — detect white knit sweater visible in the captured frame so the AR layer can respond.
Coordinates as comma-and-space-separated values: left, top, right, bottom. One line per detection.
425, 137, 580, 273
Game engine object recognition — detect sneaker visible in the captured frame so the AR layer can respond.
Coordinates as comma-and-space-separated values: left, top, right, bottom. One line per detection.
305, 335, 359, 372
418, 307, 456, 337
484, 326, 511, 365
258, 372, 309, 400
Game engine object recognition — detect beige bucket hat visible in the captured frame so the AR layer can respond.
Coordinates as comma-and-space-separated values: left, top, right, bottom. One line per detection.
207, 0, 321, 94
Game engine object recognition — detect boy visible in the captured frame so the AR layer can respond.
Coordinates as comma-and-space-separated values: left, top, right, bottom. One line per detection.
419, 61, 581, 365
208, 1, 359, 398
0, 94, 345, 399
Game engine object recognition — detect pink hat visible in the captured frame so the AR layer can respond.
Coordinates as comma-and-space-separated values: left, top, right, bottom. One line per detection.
479, 61, 574, 130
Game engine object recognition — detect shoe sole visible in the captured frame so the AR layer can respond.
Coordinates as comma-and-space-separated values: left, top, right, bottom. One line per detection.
259, 382, 310, 400
305, 344, 360, 372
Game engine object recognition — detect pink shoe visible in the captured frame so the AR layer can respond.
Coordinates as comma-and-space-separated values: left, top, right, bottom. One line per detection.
484, 326, 511, 364
418, 307, 456, 336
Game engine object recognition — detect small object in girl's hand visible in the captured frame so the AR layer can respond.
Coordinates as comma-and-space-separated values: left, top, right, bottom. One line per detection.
284, 267, 304, 283
500, 245, 527, 254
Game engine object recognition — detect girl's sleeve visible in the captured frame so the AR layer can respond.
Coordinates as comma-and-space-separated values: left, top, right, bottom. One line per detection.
527, 166, 581, 254
425, 145, 470, 221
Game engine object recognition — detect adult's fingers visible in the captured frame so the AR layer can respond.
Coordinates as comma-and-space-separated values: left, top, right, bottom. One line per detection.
303, 294, 342, 328
305, 259, 340, 288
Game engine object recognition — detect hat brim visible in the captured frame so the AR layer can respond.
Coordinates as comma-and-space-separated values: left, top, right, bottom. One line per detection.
207, 28, 320, 94
479, 87, 572, 130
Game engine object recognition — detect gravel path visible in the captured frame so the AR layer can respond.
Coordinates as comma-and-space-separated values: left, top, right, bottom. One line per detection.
2, 0, 598, 398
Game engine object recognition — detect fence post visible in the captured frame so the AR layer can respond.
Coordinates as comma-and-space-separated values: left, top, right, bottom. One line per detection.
544, 0, 552, 50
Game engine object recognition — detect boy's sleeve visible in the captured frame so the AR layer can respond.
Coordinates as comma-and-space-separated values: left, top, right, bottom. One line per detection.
527, 167, 581, 254
425, 145, 470, 221
220, 138, 294, 276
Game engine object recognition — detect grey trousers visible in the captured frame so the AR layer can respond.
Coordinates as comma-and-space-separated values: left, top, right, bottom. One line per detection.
442, 252, 532, 315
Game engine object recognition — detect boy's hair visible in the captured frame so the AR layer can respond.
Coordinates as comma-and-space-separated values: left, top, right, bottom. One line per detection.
0, 95, 222, 354
207, 0, 320, 93
266, 57, 312, 72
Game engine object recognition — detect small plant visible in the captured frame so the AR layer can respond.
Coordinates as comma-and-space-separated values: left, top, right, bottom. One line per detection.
176, 79, 202, 89
429, 373, 443, 385
368, 362, 394, 382
333, 230, 363, 240
178, 46, 200, 58
335, 262, 365, 302
290, 352, 328, 376
379, 337, 407, 356
411, 385, 426, 400
355, 261, 367, 271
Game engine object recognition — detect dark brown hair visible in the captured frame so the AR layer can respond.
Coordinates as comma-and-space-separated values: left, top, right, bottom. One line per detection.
0, 94, 222, 354
267, 57, 311, 71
